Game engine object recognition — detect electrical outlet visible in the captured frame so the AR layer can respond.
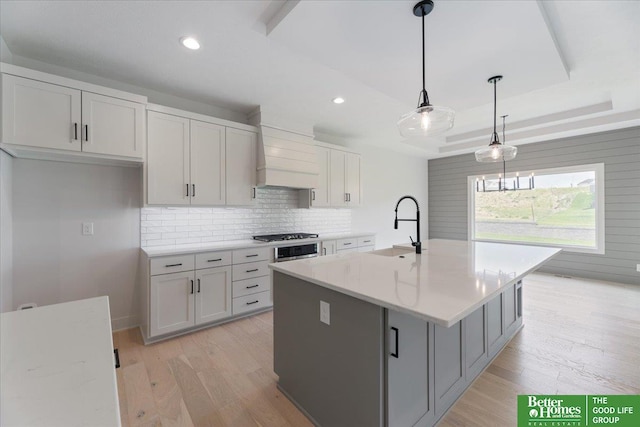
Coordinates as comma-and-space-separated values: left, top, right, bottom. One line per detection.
320, 300, 330, 325
636, 264, 640, 273
82, 222, 94, 236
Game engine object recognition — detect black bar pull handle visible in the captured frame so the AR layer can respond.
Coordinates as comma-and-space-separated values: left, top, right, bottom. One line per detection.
165, 263, 182, 267
197, 278, 201, 293
246, 284, 259, 289
186, 184, 190, 197
192, 184, 196, 197
74, 123, 78, 141
114, 349, 120, 369
207, 258, 222, 263
245, 254, 258, 258
312, 190, 316, 201
246, 300, 259, 305
343, 242, 352, 246
84, 124, 89, 142
190, 280, 194, 294
246, 268, 259, 273
390, 327, 399, 358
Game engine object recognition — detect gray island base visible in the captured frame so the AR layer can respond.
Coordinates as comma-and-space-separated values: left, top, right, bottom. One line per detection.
273, 271, 523, 427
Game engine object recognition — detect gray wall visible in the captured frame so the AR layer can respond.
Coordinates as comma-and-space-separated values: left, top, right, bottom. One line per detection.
429, 127, 640, 286
0, 151, 13, 312
12, 159, 142, 328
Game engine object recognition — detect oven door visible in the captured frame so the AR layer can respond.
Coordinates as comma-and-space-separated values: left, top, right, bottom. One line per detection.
274, 243, 319, 262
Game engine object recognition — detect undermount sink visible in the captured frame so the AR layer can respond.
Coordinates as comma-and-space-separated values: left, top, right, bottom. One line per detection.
369, 247, 414, 257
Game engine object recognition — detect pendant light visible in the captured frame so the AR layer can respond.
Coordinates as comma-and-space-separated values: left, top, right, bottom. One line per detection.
397, 0, 455, 138
475, 76, 517, 162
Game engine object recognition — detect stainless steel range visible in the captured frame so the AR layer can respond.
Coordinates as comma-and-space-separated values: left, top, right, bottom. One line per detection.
253, 233, 319, 262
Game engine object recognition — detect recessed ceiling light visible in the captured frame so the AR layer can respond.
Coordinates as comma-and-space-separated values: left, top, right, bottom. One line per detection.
180, 36, 200, 50
332, 97, 345, 104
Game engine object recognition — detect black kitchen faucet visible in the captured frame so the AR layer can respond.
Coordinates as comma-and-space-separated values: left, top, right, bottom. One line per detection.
394, 195, 422, 254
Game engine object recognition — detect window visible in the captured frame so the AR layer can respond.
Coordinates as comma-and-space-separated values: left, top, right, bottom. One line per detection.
469, 163, 605, 254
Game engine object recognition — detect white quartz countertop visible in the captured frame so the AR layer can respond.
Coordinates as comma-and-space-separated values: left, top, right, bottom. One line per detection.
141, 231, 376, 257
1, 296, 120, 427
270, 239, 561, 327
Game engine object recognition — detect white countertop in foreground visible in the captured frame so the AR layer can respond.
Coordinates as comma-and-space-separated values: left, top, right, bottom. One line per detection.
141, 231, 376, 257
0, 297, 120, 427
270, 239, 561, 327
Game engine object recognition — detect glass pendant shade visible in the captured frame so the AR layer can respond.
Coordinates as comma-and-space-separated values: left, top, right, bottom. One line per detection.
398, 1, 454, 139
475, 141, 517, 162
398, 105, 455, 138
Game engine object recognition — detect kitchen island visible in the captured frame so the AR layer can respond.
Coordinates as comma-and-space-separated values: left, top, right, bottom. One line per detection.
270, 239, 560, 427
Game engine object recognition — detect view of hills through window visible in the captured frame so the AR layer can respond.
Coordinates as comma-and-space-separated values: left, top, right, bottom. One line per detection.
473, 170, 597, 249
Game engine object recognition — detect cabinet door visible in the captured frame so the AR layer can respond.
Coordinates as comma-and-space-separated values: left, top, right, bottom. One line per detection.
147, 111, 190, 205
190, 120, 225, 205
346, 152, 361, 206
195, 266, 232, 325
387, 310, 433, 427
434, 321, 465, 418
311, 146, 331, 207
226, 128, 257, 206
2, 74, 81, 151
320, 240, 337, 256
81, 91, 144, 158
329, 149, 347, 206
150, 271, 195, 337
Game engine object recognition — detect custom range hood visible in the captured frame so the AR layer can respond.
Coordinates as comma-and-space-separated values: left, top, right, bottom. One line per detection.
250, 108, 319, 189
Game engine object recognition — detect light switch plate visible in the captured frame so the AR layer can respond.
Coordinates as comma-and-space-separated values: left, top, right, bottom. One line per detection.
320, 300, 330, 325
636, 263, 640, 273
82, 222, 94, 236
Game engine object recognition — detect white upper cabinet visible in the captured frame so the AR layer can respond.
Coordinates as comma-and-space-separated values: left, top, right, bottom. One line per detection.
81, 91, 145, 157
330, 149, 348, 206
2, 74, 81, 151
190, 120, 225, 206
147, 111, 190, 205
330, 149, 361, 207
345, 152, 361, 206
311, 146, 331, 207
1, 66, 146, 161
300, 143, 362, 208
146, 105, 257, 207
226, 127, 257, 206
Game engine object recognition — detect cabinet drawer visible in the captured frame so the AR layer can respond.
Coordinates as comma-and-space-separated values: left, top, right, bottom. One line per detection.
150, 254, 195, 275
232, 246, 272, 264
232, 260, 270, 281
337, 247, 359, 254
232, 290, 271, 315
336, 238, 357, 250
232, 276, 271, 298
358, 236, 375, 247
195, 250, 232, 269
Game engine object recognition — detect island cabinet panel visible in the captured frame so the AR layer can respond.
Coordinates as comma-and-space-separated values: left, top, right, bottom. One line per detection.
273, 271, 385, 427
464, 305, 489, 380
433, 321, 466, 419
505, 281, 523, 336
487, 293, 505, 358
387, 310, 434, 427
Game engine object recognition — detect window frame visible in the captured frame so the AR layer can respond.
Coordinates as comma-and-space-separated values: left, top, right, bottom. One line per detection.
467, 163, 605, 254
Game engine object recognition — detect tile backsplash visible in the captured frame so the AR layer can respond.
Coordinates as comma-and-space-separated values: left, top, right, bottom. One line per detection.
141, 187, 351, 247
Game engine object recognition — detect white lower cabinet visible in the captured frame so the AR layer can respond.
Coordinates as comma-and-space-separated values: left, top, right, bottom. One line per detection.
320, 240, 337, 256
195, 267, 232, 325
150, 271, 195, 337
144, 247, 272, 342
322, 235, 375, 255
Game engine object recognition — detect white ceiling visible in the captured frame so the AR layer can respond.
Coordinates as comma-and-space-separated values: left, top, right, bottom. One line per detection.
1, 0, 638, 158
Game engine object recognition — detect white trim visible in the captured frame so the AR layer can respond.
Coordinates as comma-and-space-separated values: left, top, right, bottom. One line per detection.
468, 163, 605, 254
146, 103, 257, 132
1, 62, 147, 104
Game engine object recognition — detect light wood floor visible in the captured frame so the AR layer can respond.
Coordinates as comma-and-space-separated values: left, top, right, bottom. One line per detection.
114, 273, 640, 426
